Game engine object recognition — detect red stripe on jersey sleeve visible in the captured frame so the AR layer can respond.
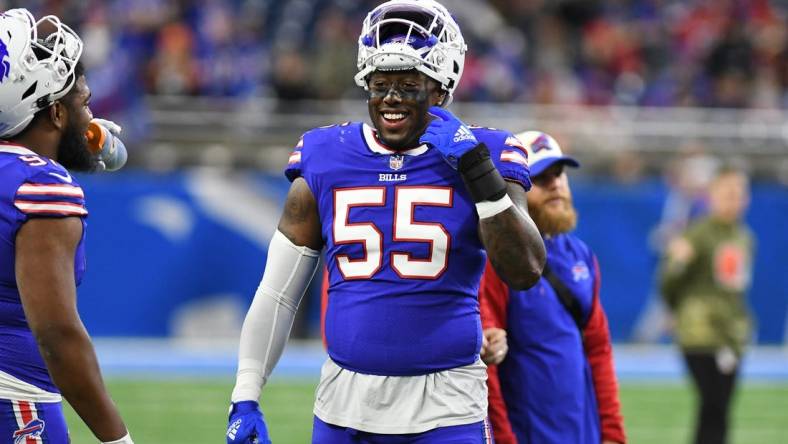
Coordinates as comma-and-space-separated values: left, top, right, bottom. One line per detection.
16, 183, 84, 198
504, 136, 528, 157
14, 200, 88, 216
500, 151, 528, 167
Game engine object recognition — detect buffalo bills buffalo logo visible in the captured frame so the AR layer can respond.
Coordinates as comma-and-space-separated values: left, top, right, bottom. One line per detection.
13, 418, 45, 443
530, 134, 552, 153
0, 38, 10, 83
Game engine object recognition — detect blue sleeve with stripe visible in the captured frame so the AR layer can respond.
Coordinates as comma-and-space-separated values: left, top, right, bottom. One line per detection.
471, 128, 531, 191
13, 169, 87, 219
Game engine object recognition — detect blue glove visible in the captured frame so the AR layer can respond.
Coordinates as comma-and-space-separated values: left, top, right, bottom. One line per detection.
419, 106, 479, 169
226, 401, 271, 444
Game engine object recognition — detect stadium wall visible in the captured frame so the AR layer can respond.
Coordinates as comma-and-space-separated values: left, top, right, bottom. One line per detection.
76, 170, 788, 344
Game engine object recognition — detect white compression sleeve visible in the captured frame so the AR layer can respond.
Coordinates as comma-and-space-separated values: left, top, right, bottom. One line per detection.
101, 432, 133, 444
230, 230, 320, 402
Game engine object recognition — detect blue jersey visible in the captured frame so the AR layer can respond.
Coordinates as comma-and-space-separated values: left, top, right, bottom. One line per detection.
0, 143, 88, 394
286, 122, 530, 376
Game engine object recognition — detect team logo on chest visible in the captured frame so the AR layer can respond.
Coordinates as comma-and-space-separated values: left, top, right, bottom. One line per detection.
379, 155, 407, 182
389, 154, 404, 170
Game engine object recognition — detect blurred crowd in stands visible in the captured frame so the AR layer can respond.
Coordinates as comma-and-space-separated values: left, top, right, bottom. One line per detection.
10, 0, 788, 109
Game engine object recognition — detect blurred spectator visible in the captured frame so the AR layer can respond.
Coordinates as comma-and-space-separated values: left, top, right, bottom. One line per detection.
147, 22, 198, 95
705, 23, 756, 108
635, 145, 718, 343
659, 165, 755, 444
610, 150, 646, 185
189, 0, 269, 96
270, 49, 314, 102
10, 0, 788, 108
652, 146, 719, 250
309, 6, 358, 99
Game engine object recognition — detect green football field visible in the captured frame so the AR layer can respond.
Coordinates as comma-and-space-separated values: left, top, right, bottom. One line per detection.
63, 379, 788, 443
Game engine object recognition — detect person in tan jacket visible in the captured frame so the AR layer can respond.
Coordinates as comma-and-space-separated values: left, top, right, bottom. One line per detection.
660, 164, 755, 444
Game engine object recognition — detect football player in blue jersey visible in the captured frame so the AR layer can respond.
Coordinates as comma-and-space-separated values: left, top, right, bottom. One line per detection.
480, 132, 626, 444
227, 1, 545, 443
0, 9, 133, 444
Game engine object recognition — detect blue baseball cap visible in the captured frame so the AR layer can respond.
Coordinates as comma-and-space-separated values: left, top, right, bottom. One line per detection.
516, 131, 580, 177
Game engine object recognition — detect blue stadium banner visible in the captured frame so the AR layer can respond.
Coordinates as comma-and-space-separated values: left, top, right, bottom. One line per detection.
74, 171, 788, 344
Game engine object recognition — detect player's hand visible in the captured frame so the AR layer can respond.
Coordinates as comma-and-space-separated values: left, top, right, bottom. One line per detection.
419, 106, 478, 169
89, 118, 127, 172
226, 401, 271, 444
93, 118, 122, 136
480, 327, 508, 365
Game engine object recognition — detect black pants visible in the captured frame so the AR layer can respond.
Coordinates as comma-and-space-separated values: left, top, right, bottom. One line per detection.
683, 351, 739, 444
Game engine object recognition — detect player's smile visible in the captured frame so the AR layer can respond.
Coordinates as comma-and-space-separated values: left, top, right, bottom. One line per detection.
367, 70, 444, 150
379, 108, 410, 132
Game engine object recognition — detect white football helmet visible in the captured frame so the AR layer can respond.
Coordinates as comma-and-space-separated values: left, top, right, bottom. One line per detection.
355, 0, 467, 105
0, 9, 83, 138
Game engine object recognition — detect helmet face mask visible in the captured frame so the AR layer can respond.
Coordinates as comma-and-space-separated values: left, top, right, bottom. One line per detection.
0, 9, 83, 138
355, 0, 466, 106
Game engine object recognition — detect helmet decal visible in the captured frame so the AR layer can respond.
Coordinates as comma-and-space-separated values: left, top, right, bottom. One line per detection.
0, 38, 9, 83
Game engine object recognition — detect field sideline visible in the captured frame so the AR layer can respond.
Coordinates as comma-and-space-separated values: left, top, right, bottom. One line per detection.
63, 379, 788, 443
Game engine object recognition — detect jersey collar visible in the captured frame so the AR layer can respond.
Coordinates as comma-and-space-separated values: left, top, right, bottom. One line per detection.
362, 123, 429, 156
0, 142, 36, 156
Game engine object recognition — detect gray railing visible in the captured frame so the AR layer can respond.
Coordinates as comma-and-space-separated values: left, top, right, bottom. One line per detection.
142, 96, 788, 178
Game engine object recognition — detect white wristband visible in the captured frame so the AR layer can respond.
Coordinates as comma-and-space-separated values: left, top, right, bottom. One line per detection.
102, 432, 134, 444
475, 194, 513, 219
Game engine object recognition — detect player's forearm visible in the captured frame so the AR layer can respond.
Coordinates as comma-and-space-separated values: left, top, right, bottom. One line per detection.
231, 230, 320, 402
35, 323, 127, 441
480, 195, 545, 289
232, 292, 297, 402
456, 144, 545, 289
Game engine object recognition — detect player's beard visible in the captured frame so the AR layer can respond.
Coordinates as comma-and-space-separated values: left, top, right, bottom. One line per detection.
529, 196, 578, 236
57, 118, 97, 172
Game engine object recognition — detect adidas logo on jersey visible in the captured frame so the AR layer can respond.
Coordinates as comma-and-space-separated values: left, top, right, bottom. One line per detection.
453, 125, 475, 143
